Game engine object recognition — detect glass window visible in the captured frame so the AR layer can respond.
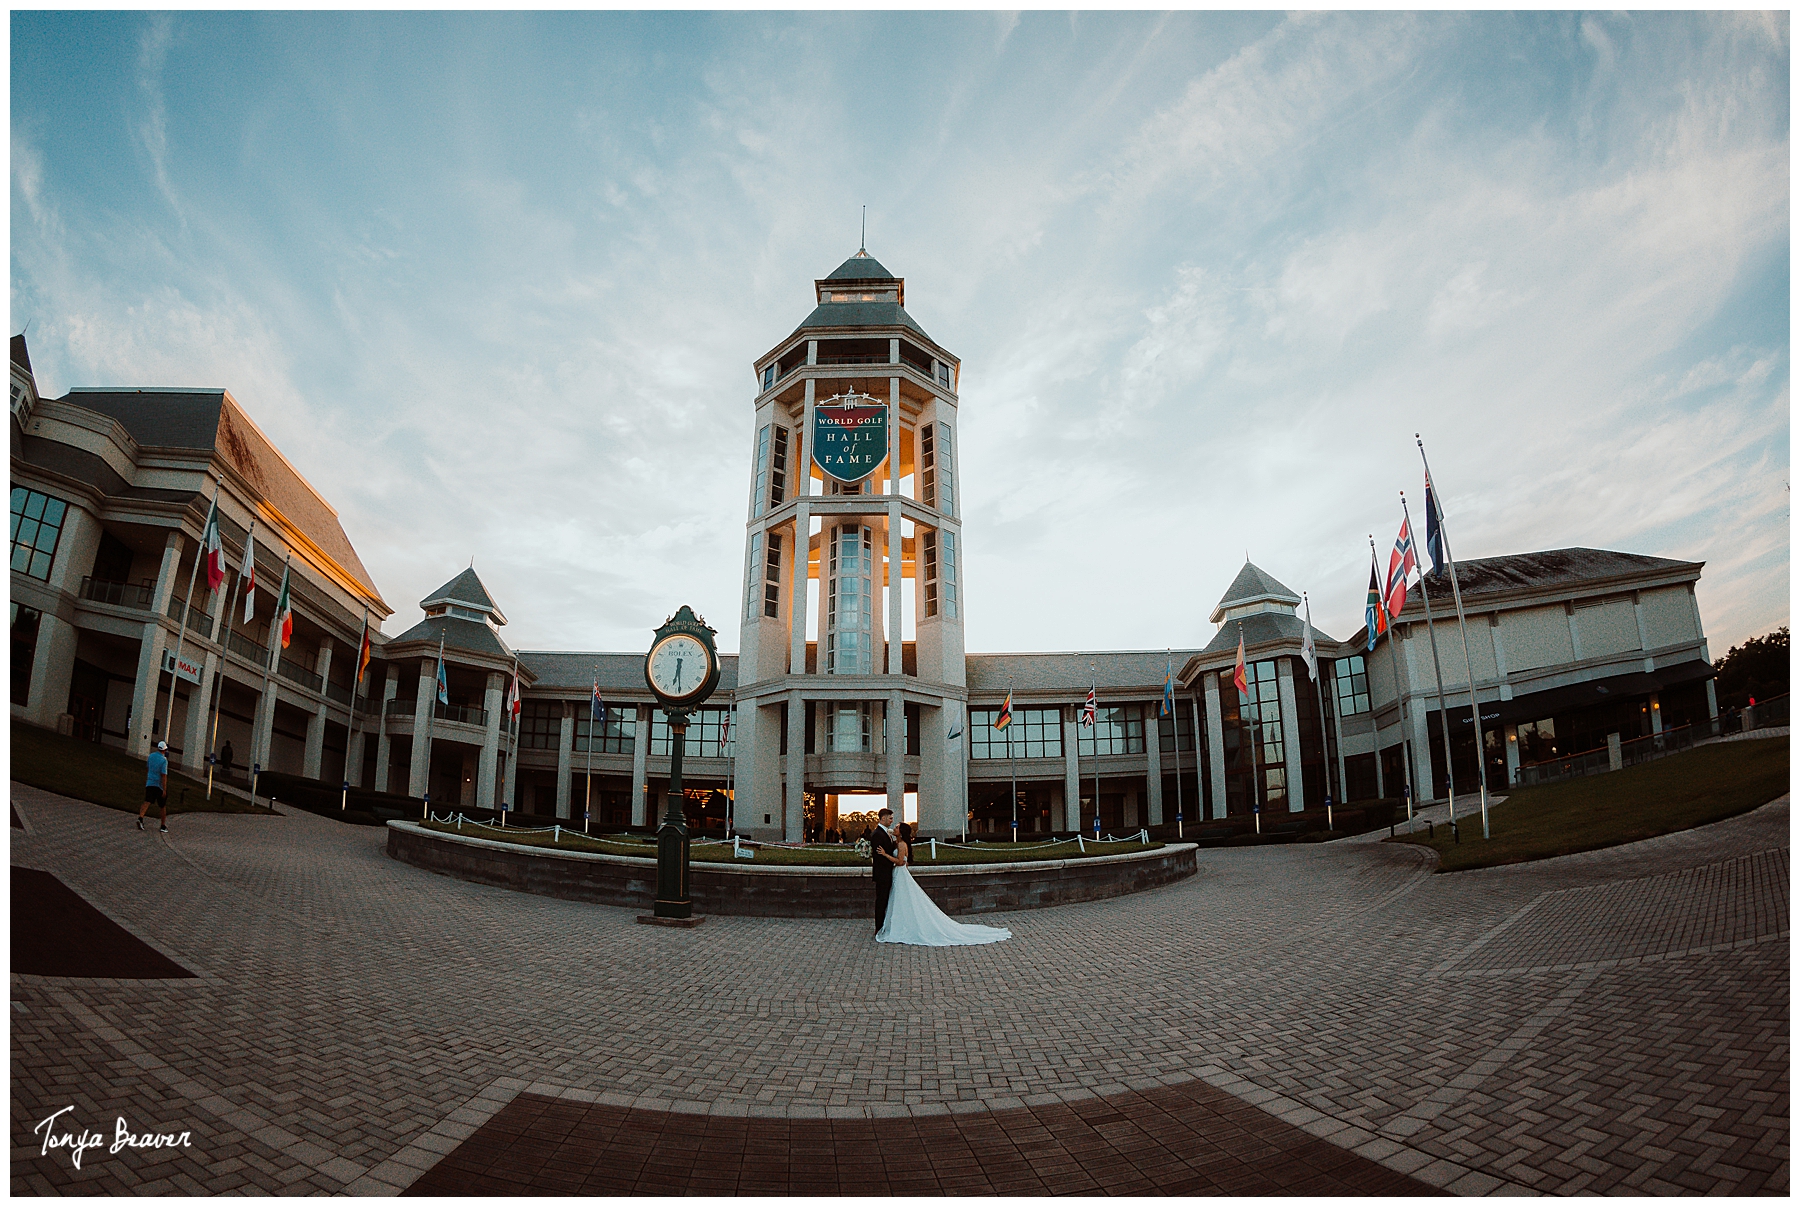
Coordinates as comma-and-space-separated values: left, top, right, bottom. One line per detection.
575, 704, 636, 755
936, 423, 955, 517
768, 425, 788, 510
922, 530, 938, 618
651, 707, 735, 757
919, 424, 936, 507
1334, 655, 1370, 717
519, 699, 561, 751
827, 702, 871, 752
1158, 698, 1199, 753
11, 488, 67, 582
745, 531, 762, 622
941, 530, 958, 619
762, 364, 775, 391
971, 707, 1063, 759
1078, 704, 1145, 756
826, 524, 873, 674
751, 425, 771, 518
763, 531, 783, 618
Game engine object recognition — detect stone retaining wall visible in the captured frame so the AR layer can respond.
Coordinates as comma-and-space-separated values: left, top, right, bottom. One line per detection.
385, 822, 1198, 918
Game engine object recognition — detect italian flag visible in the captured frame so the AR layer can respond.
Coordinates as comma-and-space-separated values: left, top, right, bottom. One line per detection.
275, 562, 294, 649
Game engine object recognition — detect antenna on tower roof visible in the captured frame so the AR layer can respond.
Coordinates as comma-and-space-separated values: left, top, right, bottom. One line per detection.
860, 205, 867, 254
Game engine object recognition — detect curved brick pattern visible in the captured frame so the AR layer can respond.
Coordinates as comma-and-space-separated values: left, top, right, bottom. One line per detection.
1445, 847, 1789, 974
10, 781, 1787, 1196
404, 1084, 1443, 1196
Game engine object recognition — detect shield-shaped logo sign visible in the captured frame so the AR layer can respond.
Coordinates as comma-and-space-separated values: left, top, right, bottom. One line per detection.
812, 395, 889, 484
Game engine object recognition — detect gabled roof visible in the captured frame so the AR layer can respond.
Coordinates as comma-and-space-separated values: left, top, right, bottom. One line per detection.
825, 251, 896, 282
1419, 548, 1701, 600
1198, 610, 1334, 658
420, 567, 506, 626
966, 649, 1203, 696
56, 388, 385, 608
517, 651, 740, 695
1210, 561, 1302, 624
386, 615, 514, 661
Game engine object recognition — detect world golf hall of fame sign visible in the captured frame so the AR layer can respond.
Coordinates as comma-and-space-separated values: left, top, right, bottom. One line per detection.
812, 392, 889, 484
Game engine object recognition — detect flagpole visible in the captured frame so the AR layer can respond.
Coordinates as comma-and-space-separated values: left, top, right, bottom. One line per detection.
253, 552, 290, 794
1008, 676, 1018, 843
346, 605, 368, 809
1418, 435, 1491, 840
206, 516, 251, 799
1241, 622, 1263, 836
1169, 649, 1183, 836
1305, 593, 1334, 830
1402, 491, 1458, 836
161, 475, 219, 758
423, 633, 444, 821
724, 700, 735, 839
505, 652, 519, 817
586, 667, 597, 836
1373, 537, 1416, 831
1189, 689, 1203, 830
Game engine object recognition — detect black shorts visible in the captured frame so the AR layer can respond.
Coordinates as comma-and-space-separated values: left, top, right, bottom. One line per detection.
145, 786, 164, 805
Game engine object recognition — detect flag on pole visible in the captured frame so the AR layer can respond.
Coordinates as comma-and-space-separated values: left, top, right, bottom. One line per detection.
720, 705, 731, 752
505, 670, 520, 717
1161, 653, 1175, 717
241, 530, 257, 623
1301, 595, 1318, 683
1385, 514, 1419, 620
994, 690, 1013, 731
1082, 683, 1097, 727
356, 619, 373, 686
202, 498, 226, 593
1423, 470, 1445, 575
1232, 630, 1249, 695
591, 679, 605, 721
275, 562, 294, 648
1365, 552, 1390, 651
435, 655, 448, 705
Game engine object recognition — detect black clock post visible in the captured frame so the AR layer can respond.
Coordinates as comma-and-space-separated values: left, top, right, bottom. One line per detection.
640, 606, 720, 927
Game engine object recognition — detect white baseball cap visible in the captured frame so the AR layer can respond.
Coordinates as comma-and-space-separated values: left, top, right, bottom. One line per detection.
155, 740, 168, 750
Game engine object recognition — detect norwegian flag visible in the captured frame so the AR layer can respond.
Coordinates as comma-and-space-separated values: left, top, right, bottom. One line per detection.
1385, 514, 1419, 621
1081, 684, 1097, 727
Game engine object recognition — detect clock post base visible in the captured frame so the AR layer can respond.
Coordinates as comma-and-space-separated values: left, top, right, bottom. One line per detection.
638, 913, 704, 928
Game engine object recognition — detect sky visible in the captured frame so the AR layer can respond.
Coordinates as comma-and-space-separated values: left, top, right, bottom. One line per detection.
11, 11, 1790, 660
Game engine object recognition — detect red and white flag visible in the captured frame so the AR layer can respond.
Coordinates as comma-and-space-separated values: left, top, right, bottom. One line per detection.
202, 499, 226, 593
1082, 683, 1097, 727
1386, 514, 1419, 620
1232, 630, 1249, 696
241, 530, 258, 624
506, 669, 521, 717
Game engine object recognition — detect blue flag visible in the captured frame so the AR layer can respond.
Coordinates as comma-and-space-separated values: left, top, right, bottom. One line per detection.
1161, 654, 1175, 717
591, 681, 606, 722
436, 658, 448, 705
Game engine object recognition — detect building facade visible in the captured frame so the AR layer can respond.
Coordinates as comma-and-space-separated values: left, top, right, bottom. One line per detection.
11, 251, 1723, 836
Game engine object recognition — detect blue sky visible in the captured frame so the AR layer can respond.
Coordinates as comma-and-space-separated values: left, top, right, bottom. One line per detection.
11, 11, 1789, 658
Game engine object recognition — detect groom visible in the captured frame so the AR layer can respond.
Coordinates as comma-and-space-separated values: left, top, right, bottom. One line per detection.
870, 807, 899, 935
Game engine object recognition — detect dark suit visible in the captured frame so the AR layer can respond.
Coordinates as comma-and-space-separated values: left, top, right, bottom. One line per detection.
871, 825, 898, 933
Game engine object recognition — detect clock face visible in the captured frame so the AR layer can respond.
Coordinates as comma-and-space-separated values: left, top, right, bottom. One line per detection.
648, 633, 711, 701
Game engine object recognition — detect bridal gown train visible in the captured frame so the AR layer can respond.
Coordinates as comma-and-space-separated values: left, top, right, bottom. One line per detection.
876, 867, 1012, 946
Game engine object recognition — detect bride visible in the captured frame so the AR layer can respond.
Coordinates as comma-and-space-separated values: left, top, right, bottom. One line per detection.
877, 824, 1012, 946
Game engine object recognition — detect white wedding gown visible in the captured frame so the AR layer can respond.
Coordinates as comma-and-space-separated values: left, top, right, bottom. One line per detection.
877, 866, 1012, 946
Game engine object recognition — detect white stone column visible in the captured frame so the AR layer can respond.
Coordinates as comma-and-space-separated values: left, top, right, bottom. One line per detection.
26, 613, 78, 731
784, 692, 806, 842
1144, 709, 1164, 825
1062, 708, 1081, 831
886, 691, 906, 819
374, 667, 399, 793
886, 495, 902, 676
1204, 673, 1227, 819
182, 647, 220, 776
408, 658, 434, 798
630, 704, 651, 826
790, 378, 816, 677
1276, 659, 1304, 812
555, 701, 574, 819
130, 531, 184, 758
304, 638, 333, 780
478, 671, 504, 807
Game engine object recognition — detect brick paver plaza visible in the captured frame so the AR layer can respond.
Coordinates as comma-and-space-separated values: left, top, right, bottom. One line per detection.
11, 781, 1788, 1195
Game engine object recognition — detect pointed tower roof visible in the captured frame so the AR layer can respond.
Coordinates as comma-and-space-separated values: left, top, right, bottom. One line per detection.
825, 250, 897, 282
419, 567, 507, 627
1209, 562, 1302, 626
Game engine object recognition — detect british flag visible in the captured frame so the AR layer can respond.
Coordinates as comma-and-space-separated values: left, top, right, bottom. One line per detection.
1082, 684, 1097, 727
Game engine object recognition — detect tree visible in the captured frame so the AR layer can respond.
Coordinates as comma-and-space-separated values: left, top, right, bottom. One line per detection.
1713, 627, 1788, 708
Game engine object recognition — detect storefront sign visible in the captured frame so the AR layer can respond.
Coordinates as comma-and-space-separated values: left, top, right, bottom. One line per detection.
162, 650, 202, 685
812, 394, 887, 484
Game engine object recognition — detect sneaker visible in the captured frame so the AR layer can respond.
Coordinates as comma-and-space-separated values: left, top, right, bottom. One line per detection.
159, 824, 168, 833
137, 817, 145, 831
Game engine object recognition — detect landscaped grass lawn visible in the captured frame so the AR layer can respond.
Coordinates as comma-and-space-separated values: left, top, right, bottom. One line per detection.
11, 720, 275, 816
418, 818, 1160, 866
1390, 736, 1788, 872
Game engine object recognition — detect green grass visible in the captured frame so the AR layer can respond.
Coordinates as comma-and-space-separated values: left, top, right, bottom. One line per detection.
1389, 737, 1788, 872
417, 819, 1160, 866
10, 720, 276, 816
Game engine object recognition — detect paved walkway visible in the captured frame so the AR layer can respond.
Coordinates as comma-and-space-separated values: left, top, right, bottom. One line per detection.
11, 780, 1787, 1195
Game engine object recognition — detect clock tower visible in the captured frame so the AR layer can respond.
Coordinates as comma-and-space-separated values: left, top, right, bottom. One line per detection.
731, 248, 967, 841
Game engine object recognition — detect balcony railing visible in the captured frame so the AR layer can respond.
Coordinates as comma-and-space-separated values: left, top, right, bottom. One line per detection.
165, 594, 215, 640
277, 658, 323, 692
388, 698, 418, 718
1514, 720, 1716, 788
225, 629, 271, 668
378, 697, 487, 727
815, 354, 891, 366
80, 577, 155, 609
325, 680, 353, 706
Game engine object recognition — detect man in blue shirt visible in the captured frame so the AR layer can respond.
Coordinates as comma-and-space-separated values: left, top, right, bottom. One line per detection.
138, 740, 169, 833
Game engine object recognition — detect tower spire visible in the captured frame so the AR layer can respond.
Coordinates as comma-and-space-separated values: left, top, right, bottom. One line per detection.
860, 205, 866, 254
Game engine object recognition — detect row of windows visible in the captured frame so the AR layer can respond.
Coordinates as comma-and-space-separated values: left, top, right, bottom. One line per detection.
1335, 654, 1370, 717
750, 424, 789, 519
919, 422, 954, 517
921, 529, 958, 620
518, 702, 736, 758
967, 704, 1149, 759
11, 488, 67, 583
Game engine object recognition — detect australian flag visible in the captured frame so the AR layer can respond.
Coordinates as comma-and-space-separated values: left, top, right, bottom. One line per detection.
591, 680, 606, 724
1424, 471, 1445, 576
